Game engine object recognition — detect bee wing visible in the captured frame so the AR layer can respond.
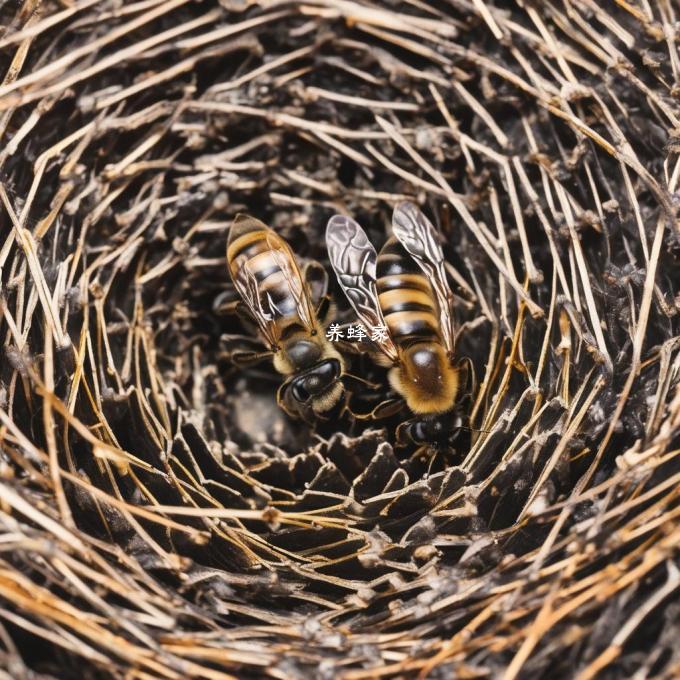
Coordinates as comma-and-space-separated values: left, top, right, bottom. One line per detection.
391, 202, 456, 355
230, 257, 282, 350
326, 215, 399, 363
227, 215, 317, 351
264, 230, 317, 333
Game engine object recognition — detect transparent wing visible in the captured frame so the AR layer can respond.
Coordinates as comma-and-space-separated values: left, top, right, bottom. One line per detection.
391, 202, 456, 354
264, 230, 316, 333
230, 258, 281, 350
228, 215, 318, 351
326, 214, 399, 363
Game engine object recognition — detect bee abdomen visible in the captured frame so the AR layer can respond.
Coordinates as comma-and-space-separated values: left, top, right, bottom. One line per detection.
378, 288, 434, 314
377, 273, 431, 293
228, 228, 299, 320
377, 239, 440, 344
383, 309, 439, 343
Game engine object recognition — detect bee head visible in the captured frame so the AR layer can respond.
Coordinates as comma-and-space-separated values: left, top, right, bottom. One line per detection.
279, 358, 345, 418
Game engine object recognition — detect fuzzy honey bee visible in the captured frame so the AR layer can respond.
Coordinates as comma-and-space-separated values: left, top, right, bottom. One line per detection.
225, 214, 345, 420
326, 202, 464, 446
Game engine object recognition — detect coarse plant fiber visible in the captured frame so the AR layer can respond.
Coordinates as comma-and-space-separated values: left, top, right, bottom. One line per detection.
0, 1, 679, 678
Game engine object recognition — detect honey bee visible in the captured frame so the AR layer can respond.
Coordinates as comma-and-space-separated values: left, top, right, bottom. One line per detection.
225, 214, 345, 420
326, 202, 464, 447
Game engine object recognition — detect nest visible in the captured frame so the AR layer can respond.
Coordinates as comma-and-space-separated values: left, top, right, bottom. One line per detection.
1, 1, 679, 678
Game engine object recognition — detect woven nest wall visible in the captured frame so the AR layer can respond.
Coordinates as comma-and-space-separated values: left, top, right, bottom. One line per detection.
1, 1, 680, 678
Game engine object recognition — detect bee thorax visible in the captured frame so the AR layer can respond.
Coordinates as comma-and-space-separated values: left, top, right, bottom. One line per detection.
285, 339, 322, 369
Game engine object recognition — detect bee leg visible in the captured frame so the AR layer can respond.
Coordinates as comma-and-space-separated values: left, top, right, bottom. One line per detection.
351, 397, 404, 421
395, 419, 415, 448
212, 289, 237, 314
406, 444, 435, 468
222, 349, 273, 368
219, 333, 272, 367
343, 373, 382, 390
425, 447, 441, 475
213, 291, 248, 317
395, 416, 429, 448
213, 294, 253, 328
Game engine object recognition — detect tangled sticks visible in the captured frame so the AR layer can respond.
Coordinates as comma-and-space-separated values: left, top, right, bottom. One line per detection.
0, 1, 679, 678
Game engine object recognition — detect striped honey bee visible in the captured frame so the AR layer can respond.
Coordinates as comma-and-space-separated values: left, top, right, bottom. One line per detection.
326, 202, 463, 446
225, 214, 345, 420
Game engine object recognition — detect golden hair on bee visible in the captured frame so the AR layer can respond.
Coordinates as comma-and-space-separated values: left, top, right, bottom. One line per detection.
389, 344, 460, 415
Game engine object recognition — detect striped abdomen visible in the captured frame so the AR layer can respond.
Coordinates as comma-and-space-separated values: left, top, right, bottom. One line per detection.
376, 237, 441, 347
227, 217, 309, 342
